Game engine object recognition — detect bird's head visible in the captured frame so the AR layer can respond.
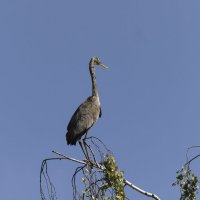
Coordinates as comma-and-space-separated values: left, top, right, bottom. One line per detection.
90, 57, 108, 68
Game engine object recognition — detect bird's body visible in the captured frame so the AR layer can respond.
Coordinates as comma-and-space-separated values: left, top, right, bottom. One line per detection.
66, 57, 107, 145
66, 96, 101, 145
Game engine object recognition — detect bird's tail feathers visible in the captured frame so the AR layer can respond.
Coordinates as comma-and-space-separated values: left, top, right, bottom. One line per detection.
66, 130, 77, 145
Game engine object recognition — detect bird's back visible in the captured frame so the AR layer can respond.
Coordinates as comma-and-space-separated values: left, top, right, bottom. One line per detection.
66, 96, 101, 145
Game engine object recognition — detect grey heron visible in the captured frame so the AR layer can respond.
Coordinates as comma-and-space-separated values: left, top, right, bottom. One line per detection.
66, 57, 108, 149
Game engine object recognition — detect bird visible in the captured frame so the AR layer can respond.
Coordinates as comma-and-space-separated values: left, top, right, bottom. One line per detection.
66, 57, 108, 147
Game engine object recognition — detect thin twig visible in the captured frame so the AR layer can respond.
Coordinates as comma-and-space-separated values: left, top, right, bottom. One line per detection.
186, 145, 200, 170
87, 136, 112, 153
184, 154, 200, 169
40, 158, 60, 200
72, 165, 86, 200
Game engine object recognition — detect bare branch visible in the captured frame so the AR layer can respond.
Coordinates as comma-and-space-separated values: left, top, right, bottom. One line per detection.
185, 154, 200, 168
52, 150, 87, 165
49, 151, 161, 200
40, 139, 161, 200
124, 179, 160, 200
185, 145, 200, 170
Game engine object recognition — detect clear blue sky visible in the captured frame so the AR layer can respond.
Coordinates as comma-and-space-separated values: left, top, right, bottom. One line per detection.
1, 1, 200, 199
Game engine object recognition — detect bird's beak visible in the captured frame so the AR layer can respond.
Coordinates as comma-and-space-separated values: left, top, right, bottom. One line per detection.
99, 63, 108, 68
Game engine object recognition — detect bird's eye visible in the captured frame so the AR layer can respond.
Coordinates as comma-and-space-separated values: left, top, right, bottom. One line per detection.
97, 58, 101, 64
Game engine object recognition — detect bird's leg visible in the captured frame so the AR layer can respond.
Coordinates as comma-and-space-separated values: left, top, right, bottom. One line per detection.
79, 140, 89, 161
82, 132, 94, 176
83, 131, 91, 161
84, 131, 88, 140
84, 141, 98, 165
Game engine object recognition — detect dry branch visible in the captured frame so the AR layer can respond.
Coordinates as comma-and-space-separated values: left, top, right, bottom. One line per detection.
40, 138, 161, 200
50, 150, 161, 200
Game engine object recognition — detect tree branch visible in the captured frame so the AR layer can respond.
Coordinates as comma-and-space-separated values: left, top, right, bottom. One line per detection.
52, 150, 87, 165
124, 179, 160, 200
51, 150, 161, 200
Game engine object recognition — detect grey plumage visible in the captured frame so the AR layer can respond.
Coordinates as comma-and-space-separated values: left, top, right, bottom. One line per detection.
66, 57, 107, 145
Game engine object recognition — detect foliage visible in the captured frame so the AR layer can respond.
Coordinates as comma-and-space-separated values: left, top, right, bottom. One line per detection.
173, 146, 200, 200
102, 155, 126, 200
175, 166, 199, 200
80, 154, 126, 200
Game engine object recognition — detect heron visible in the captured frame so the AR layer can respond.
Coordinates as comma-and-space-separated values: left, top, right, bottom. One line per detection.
66, 57, 108, 157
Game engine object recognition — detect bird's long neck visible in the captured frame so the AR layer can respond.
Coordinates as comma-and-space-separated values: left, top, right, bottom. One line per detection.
89, 61, 99, 98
